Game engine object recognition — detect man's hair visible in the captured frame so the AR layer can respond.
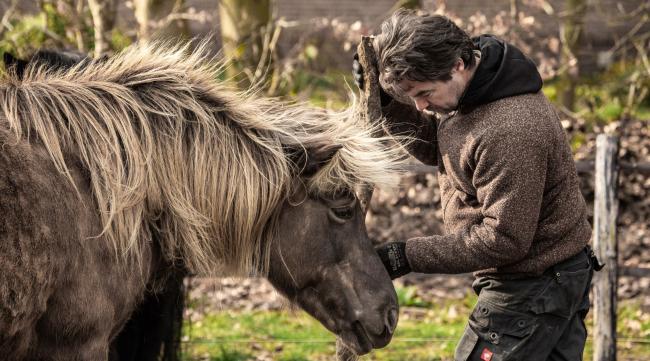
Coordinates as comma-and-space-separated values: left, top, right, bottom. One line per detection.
374, 9, 477, 87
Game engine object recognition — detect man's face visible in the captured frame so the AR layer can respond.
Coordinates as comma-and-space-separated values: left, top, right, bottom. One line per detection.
397, 58, 468, 114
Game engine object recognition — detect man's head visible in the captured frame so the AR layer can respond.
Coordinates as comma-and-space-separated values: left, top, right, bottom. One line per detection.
374, 10, 478, 113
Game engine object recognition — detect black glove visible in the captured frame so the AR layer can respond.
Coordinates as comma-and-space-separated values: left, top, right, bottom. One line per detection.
376, 241, 411, 279
586, 245, 605, 271
352, 53, 393, 106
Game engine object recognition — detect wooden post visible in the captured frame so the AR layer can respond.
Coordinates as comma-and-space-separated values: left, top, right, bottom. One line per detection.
593, 134, 619, 361
356, 36, 383, 128
355, 36, 383, 214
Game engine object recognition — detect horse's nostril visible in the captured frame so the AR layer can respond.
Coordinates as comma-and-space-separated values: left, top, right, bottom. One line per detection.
385, 307, 398, 333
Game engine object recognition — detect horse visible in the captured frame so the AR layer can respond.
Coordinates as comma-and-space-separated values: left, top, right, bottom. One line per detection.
0, 42, 407, 360
4, 49, 188, 361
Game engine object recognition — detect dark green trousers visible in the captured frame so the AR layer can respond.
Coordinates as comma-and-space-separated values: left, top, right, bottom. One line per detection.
455, 248, 594, 361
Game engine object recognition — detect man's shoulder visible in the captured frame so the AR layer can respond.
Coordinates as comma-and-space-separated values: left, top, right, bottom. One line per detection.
478, 91, 549, 115
461, 92, 556, 145
466, 92, 554, 129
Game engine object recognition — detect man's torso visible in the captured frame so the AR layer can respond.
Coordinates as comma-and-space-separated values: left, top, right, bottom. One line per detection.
435, 92, 591, 276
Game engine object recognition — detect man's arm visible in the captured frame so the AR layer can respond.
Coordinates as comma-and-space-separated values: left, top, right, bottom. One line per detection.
353, 53, 438, 166
404, 121, 549, 274
381, 100, 438, 166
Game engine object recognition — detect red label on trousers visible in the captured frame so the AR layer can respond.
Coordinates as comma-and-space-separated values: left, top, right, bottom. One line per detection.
480, 347, 493, 361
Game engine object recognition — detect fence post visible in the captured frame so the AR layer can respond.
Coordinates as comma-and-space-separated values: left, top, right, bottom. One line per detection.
593, 134, 619, 361
355, 35, 382, 215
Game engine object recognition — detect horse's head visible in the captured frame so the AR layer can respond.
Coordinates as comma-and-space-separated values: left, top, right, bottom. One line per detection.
267, 143, 398, 355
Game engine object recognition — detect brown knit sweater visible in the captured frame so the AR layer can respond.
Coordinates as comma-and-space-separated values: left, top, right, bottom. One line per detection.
382, 92, 591, 276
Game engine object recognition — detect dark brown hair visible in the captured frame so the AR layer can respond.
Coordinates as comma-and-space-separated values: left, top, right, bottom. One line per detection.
375, 9, 477, 87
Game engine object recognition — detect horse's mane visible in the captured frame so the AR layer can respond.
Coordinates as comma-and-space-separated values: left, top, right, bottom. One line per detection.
0, 41, 406, 276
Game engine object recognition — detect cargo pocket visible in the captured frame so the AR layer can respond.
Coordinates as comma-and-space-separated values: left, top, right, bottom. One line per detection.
464, 300, 536, 360
530, 258, 592, 319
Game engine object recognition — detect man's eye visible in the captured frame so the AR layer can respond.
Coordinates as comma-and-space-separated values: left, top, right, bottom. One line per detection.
329, 206, 354, 222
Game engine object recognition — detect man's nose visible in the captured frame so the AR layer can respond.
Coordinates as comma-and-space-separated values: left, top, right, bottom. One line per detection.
414, 98, 428, 112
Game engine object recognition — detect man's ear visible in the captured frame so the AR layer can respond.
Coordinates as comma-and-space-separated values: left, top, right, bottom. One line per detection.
454, 57, 465, 72
287, 143, 343, 178
3, 53, 28, 79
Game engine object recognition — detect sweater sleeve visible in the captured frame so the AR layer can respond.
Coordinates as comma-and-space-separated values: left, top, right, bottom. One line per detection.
404, 121, 549, 274
381, 100, 438, 166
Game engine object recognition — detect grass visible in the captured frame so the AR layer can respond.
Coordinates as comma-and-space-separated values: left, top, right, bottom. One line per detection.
183, 310, 335, 360
181, 289, 472, 361
181, 308, 467, 361
182, 289, 650, 361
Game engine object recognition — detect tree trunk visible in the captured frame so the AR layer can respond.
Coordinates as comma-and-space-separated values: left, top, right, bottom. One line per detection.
218, 0, 271, 83
510, 0, 519, 20
133, 0, 190, 41
87, 0, 117, 57
557, 0, 587, 111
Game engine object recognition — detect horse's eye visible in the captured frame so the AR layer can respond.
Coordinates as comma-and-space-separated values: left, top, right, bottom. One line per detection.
329, 206, 354, 223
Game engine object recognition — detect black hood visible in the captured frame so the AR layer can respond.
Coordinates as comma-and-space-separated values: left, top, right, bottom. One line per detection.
459, 35, 543, 113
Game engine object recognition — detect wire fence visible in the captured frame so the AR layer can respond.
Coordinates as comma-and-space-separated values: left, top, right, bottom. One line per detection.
181, 337, 650, 345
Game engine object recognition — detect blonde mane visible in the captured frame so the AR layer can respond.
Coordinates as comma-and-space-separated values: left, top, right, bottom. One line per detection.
0, 41, 406, 276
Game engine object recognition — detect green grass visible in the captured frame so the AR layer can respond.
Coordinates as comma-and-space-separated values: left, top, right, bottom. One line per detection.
183, 310, 335, 360
396, 285, 433, 308
181, 309, 467, 361
181, 290, 471, 360
182, 290, 650, 361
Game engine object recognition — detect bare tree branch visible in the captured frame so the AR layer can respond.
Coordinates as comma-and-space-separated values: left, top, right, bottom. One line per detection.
0, 0, 18, 38
609, 13, 649, 54
88, 0, 117, 57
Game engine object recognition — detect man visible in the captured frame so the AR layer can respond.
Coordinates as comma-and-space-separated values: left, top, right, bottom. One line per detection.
354, 10, 601, 361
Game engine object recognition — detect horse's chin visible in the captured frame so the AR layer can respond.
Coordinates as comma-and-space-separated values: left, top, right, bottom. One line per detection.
338, 319, 393, 356
293, 288, 394, 355
338, 323, 373, 355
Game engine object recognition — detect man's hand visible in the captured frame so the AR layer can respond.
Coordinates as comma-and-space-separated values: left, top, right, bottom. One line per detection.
352, 53, 393, 106
376, 241, 411, 279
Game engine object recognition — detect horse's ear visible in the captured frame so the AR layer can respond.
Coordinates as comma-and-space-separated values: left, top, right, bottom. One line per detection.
32, 49, 87, 69
287, 143, 343, 178
3, 53, 15, 66
3, 53, 28, 78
